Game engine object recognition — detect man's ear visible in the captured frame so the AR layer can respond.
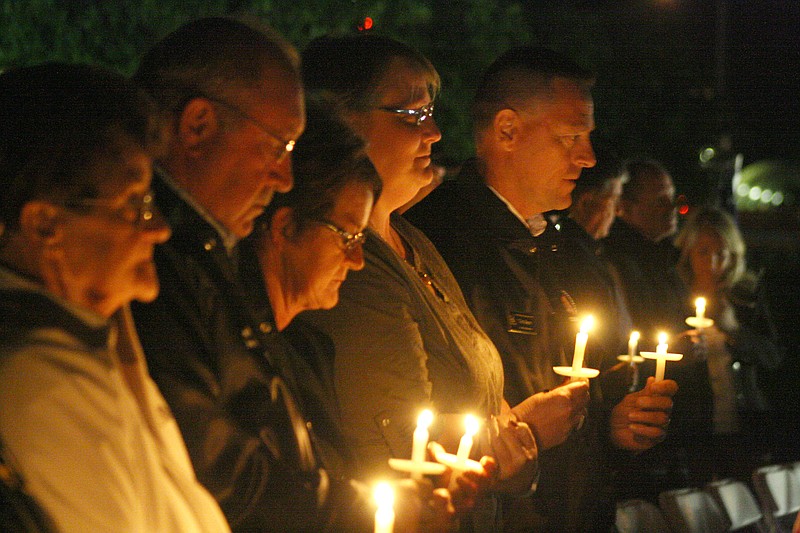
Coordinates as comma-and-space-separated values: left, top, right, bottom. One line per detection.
18, 201, 63, 246
177, 98, 221, 151
493, 108, 521, 151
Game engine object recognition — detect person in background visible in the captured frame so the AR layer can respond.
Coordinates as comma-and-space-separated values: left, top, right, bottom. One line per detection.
553, 147, 633, 396
406, 47, 677, 532
674, 205, 783, 483
0, 63, 229, 532
300, 34, 541, 531
604, 158, 689, 343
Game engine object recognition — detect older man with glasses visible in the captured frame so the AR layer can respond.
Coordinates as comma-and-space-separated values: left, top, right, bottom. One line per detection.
129, 17, 455, 532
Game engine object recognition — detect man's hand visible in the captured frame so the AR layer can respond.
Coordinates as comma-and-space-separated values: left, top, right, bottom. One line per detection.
511, 381, 590, 450
610, 376, 678, 451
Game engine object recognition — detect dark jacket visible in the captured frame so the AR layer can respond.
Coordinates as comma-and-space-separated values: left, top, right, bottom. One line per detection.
603, 218, 689, 344
132, 173, 369, 532
406, 164, 614, 532
553, 216, 633, 373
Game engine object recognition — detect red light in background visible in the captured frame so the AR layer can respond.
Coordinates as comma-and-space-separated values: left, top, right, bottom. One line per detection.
357, 17, 373, 31
675, 194, 689, 215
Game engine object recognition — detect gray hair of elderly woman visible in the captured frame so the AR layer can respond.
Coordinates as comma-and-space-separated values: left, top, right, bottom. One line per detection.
260, 101, 381, 236
0, 63, 160, 236
301, 34, 440, 113
133, 16, 298, 117
674, 205, 748, 291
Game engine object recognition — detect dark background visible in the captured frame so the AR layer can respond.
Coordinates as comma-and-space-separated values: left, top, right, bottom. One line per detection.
2, 0, 798, 458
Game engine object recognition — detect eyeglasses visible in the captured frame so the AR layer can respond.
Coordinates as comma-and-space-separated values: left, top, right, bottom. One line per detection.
65, 190, 156, 227
317, 219, 367, 251
378, 102, 435, 126
205, 96, 296, 163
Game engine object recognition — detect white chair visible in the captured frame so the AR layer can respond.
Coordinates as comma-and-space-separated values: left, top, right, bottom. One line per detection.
659, 487, 730, 533
705, 478, 766, 532
751, 464, 800, 533
615, 498, 671, 533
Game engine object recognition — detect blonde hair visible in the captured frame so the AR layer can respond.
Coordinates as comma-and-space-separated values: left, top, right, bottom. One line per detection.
675, 205, 750, 291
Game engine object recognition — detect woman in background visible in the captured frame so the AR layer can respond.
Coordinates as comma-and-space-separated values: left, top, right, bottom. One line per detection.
675, 205, 783, 482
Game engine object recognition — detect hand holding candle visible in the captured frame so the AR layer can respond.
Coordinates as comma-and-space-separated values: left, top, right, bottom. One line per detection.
641, 332, 683, 382
373, 482, 395, 533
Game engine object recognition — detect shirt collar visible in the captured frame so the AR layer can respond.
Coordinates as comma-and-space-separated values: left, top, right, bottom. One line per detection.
487, 185, 548, 237
156, 166, 240, 255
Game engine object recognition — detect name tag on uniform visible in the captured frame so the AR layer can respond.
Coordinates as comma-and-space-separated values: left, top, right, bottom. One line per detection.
507, 312, 538, 335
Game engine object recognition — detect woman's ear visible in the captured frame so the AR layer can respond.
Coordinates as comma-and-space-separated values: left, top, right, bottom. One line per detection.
18, 201, 63, 247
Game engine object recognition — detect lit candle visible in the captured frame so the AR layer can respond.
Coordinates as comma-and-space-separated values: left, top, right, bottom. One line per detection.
695, 297, 706, 321
654, 332, 670, 381
456, 415, 480, 461
373, 482, 395, 533
641, 333, 683, 383
411, 409, 433, 479
627, 331, 640, 362
656, 332, 668, 355
571, 316, 594, 372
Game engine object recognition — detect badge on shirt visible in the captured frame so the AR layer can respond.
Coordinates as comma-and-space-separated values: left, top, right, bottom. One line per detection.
507, 311, 539, 335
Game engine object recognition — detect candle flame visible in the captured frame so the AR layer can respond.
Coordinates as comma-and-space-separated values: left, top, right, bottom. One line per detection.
580, 315, 594, 333
630, 331, 640, 342
373, 482, 394, 508
417, 409, 433, 430
695, 297, 706, 309
658, 332, 668, 345
464, 414, 480, 437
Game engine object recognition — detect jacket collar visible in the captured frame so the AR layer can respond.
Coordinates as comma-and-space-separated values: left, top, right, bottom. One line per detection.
0, 265, 110, 350
153, 169, 239, 257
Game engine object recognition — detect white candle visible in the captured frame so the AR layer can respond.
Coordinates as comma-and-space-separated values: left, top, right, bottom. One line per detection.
373, 482, 395, 533
627, 331, 640, 362
655, 332, 669, 381
411, 409, 433, 479
456, 415, 480, 461
695, 297, 706, 321
571, 316, 594, 372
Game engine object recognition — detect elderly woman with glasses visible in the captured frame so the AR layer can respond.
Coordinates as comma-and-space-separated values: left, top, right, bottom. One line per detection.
298, 36, 539, 523
0, 63, 229, 531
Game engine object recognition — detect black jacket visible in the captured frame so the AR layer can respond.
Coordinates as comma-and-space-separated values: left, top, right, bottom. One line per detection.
132, 173, 369, 532
406, 164, 614, 532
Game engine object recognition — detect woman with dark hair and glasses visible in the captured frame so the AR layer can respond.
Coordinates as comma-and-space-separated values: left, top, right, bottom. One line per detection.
241, 102, 476, 531
299, 35, 539, 527
0, 63, 229, 532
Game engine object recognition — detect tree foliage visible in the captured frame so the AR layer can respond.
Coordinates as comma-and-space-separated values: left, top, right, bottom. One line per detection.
1, 0, 759, 190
